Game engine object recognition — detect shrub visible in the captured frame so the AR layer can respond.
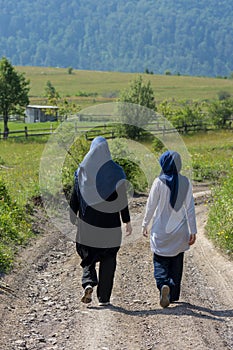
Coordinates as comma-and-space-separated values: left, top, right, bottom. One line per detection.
217, 90, 231, 101
191, 153, 224, 182
0, 178, 11, 204
0, 156, 5, 165
110, 139, 148, 192
62, 137, 90, 198
114, 157, 147, 193
152, 138, 166, 153
62, 137, 148, 198
67, 67, 73, 75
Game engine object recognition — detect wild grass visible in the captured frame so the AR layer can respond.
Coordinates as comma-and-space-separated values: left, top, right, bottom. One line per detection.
0, 178, 33, 272
182, 130, 233, 182
183, 130, 233, 258
0, 141, 44, 205
1, 129, 232, 203
0, 121, 59, 131
1, 66, 233, 271
207, 174, 233, 257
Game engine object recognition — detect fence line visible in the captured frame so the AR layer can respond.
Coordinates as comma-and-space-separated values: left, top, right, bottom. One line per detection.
0, 121, 232, 140
0, 126, 54, 139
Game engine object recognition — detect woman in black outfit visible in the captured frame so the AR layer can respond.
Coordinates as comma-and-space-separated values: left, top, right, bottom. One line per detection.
70, 136, 132, 306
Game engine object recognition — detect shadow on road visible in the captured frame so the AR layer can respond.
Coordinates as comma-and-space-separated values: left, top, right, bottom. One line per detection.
88, 302, 233, 322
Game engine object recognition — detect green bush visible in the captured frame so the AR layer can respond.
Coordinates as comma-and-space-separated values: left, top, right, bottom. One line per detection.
0, 156, 5, 165
0, 178, 11, 204
0, 244, 14, 273
192, 162, 222, 181
114, 157, 147, 192
152, 138, 166, 153
110, 138, 148, 192
62, 137, 90, 198
192, 153, 224, 182
62, 137, 148, 198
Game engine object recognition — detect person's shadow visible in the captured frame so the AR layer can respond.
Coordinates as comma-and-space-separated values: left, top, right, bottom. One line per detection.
88, 302, 233, 322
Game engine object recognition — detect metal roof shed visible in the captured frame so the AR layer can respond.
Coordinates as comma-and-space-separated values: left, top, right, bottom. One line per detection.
25, 105, 59, 123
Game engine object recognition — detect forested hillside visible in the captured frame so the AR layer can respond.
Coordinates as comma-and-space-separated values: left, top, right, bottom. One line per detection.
0, 0, 232, 77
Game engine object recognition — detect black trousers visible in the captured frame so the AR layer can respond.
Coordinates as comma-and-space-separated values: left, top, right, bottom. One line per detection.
76, 243, 119, 303
153, 252, 184, 302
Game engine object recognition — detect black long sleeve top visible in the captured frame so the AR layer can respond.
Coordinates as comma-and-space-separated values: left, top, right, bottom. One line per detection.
69, 183, 130, 229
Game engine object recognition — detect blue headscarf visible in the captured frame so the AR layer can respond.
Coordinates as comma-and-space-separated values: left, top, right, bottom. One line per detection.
159, 150, 189, 211
75, 136, 126, 216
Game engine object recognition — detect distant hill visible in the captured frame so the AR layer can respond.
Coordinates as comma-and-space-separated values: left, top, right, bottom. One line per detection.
0, 0, 233, 77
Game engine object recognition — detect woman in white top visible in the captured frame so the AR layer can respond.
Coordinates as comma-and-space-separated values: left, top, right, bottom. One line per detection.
142, 150, 197, 308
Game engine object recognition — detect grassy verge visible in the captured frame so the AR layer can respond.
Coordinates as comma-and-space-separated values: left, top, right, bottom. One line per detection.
0, 138, 46, 273
206, 174, 233, 257
183, 130, 233, 258
0, 178, 33, 272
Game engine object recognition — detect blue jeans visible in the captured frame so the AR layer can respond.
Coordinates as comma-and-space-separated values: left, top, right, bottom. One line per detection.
153, 252, 184, 302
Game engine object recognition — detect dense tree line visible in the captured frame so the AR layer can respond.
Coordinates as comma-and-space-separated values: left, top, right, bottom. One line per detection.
0, 0, 232, 77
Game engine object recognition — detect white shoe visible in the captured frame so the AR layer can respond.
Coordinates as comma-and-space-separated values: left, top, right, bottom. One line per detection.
160, 285, 170, 308
81, 285, 93, 304
98, 302, 110, 306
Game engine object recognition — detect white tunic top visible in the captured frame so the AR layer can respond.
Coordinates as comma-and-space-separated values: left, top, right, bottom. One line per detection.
142, 178, 197, 257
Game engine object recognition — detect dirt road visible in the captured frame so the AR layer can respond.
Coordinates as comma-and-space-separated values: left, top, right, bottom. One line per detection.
0, 189, 233, 350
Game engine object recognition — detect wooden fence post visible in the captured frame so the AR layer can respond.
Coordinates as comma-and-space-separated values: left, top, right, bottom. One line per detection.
25, 126, 28, 138
163, 125, 165, 137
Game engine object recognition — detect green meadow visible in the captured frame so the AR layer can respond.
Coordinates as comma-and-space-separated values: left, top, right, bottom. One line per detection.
0, 129, 233, 272
0, 68, 233, 272
16, 66, 233, 104
1, 129, 232, 203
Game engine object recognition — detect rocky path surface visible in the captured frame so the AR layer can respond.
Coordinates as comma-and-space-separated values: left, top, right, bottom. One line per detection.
0, 188, 233, 350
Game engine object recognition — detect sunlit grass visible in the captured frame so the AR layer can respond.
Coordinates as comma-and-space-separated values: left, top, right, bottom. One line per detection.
182, 130, 233, 257
1, 129, 232, 203
182, 131, 233, 181
0, 129, 232, 267
16, 66, 233, 102
0, 141, 44, 205
207, 172, 233, 258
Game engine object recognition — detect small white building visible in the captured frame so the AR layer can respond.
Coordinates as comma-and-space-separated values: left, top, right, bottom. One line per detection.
25, 105, 59, 123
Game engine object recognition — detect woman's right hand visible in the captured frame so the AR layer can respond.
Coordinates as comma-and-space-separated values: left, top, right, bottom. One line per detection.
189, 234, 196, 245
125, 222, 132, 236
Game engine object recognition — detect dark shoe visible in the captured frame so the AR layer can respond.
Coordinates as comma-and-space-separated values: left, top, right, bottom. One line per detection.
81, 285, 93, 304
160, 285, 170, 308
